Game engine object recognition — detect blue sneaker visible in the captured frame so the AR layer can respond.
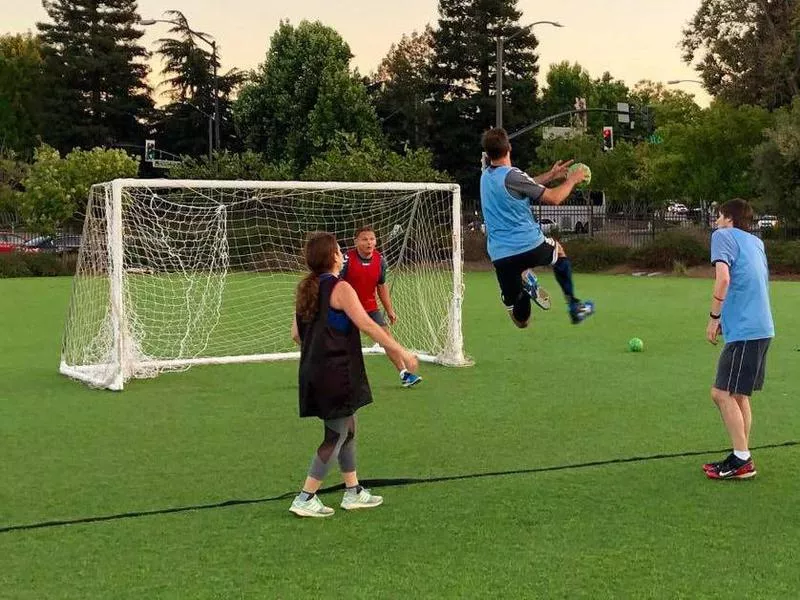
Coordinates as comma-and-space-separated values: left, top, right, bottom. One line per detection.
569, 300, 595, 324
401, 371, 422, 387
521, 269, 551, 310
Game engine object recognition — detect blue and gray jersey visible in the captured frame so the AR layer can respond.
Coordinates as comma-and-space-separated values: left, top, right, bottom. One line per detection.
479, 165, 546, 261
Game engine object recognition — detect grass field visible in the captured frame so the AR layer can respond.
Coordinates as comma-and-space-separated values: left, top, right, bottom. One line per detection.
1, 272, 799, 599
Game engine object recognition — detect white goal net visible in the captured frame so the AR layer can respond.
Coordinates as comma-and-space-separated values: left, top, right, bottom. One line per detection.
60, 179, 469, 390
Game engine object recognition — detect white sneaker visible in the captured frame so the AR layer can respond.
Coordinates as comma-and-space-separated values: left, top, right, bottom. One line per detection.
341, 488, 384, 510
289, 494, 335, 518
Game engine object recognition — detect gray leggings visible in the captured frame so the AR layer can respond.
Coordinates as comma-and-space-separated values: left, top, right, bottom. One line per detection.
308, 415, 357, 480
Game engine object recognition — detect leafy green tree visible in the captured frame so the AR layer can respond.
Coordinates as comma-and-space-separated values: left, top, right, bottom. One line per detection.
540, 61, 592, 118
682, 0, 800, 109
371, 27, 436, 151
21, 145, 139, 233
630, 80, 702, 129
660, 102, 772, 207
168, 150, 293, 181
0, 149, 29, 224
301, 135, 450, 182
37, 0, 154, 152
753, 98, 800, 224
0, 33, 45, 156
152, 10, 246, 157
234, 20, 380, 172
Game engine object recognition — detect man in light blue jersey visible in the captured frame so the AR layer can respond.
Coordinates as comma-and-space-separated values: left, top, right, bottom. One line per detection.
703, 199, 775, 480
479, 127, 594, 328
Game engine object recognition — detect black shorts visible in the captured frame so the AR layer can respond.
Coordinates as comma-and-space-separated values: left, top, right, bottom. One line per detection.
714, 338, 771, 396
492, 239, 559, 307
368, 310, 387, 327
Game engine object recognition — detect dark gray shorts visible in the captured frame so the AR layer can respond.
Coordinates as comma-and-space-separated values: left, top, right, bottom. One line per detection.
368, 310, 387, 327
714, 338, 771, 396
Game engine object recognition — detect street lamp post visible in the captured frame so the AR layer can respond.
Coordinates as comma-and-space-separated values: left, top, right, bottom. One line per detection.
496, 20, 563, 129
140, 17, 220, 151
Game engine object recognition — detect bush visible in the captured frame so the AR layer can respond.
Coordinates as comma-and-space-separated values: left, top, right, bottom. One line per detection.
631, 230, 710, 269
463, 229, 489, 262
0, 251, 77, 278
765, 240, 800, 274
564, 238, 630, 272
0, 252, 31, 277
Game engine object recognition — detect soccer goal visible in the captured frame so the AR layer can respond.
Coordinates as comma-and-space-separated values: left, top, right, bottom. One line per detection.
60, 179, 470, 390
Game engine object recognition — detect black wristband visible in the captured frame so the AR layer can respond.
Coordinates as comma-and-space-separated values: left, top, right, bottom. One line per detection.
710, 312, 721, 320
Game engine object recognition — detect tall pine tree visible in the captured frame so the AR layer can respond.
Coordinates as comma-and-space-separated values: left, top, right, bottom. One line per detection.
430, 0, 540, 199
38, 0, 154, 153
152, 10, 245, 157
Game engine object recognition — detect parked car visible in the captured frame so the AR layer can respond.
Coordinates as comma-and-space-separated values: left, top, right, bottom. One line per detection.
0, 232, 24, 253
22, 234, 82, 253
755, 215, 778, 230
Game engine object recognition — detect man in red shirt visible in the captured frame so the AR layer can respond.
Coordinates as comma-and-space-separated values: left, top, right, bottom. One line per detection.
340, 226, 422, 387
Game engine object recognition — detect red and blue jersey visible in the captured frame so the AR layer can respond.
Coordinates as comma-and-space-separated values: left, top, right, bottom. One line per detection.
340, 249, 387, 313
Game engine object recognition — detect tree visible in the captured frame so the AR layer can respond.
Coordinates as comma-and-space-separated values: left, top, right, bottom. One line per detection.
37, 0, 154, 153
21, 144, 139, 234
753, 98, 800, 224
167, 150, 293, 181
0, 149, 29, 225
682, 0, 800, 109
0, 33, 45, 156
233, 20, 380, 172
660, 102, 772, 207
430, 0, 541, 198
630, 80, 702, 129
151, 10, 246, 157
301, 134, 451, 182
540, 61, 592, 119
370, 27, 436, 151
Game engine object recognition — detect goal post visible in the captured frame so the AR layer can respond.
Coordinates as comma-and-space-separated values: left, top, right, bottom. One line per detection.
60, 179, 471, 390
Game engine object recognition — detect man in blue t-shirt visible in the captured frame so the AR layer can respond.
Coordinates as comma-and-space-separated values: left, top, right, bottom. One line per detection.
479, 127, 594, 328
704, 199, 775, 481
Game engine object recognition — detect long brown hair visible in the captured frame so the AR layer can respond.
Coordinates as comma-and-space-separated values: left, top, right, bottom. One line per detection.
296, 232, 339, 321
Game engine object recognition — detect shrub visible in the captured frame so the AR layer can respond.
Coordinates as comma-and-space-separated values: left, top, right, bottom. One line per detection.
463, 229, 489, 262
0, 252, 32, 277
0, 251, 77, 278
564, 238, 630, 272
631, 230, 710, 269
765, 240, 800, 274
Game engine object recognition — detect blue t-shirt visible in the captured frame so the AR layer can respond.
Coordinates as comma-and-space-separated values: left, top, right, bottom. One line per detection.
479, 165, 545, 261
710, 228, 774, 343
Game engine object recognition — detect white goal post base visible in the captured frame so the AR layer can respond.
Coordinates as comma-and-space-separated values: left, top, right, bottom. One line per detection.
60, 348, 473, 392
61, 179, 471, 390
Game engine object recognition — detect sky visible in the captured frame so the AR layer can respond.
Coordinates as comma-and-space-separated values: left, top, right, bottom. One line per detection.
3, 0, 710, 106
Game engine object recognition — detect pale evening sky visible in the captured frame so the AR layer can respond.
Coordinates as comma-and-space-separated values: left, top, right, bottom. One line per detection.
4, 0, 710, 106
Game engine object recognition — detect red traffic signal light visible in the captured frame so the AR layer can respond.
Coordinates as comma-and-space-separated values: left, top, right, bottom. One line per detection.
602, 126, 614, 151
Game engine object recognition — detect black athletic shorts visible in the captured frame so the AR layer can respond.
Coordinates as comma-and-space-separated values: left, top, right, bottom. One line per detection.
368, 310, 387, 327
714, 338, 771, 396
492, 238, 558, 307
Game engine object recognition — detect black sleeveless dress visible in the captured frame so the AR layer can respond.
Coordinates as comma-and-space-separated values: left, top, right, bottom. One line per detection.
297, 274, 373, 419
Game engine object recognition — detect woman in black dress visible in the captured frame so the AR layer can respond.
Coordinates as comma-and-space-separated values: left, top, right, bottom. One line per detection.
289, 232, 419, 518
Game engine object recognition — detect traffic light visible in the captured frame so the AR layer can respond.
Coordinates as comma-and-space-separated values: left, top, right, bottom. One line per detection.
145, 139, 156, 162
602, 126, 614, 151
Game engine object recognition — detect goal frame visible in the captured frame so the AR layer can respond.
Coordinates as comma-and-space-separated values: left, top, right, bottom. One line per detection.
60, 179, 470, 390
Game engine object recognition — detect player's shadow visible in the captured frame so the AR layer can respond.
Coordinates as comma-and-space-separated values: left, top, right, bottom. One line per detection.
2, 440, 796, 535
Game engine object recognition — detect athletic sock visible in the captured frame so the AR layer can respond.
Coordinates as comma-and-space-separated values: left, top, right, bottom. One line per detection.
346, 485, 363, 495
299, 490, 315, 501
399, 369, 408, 379
733, 450, 751, 461
552, 257, 576, 304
